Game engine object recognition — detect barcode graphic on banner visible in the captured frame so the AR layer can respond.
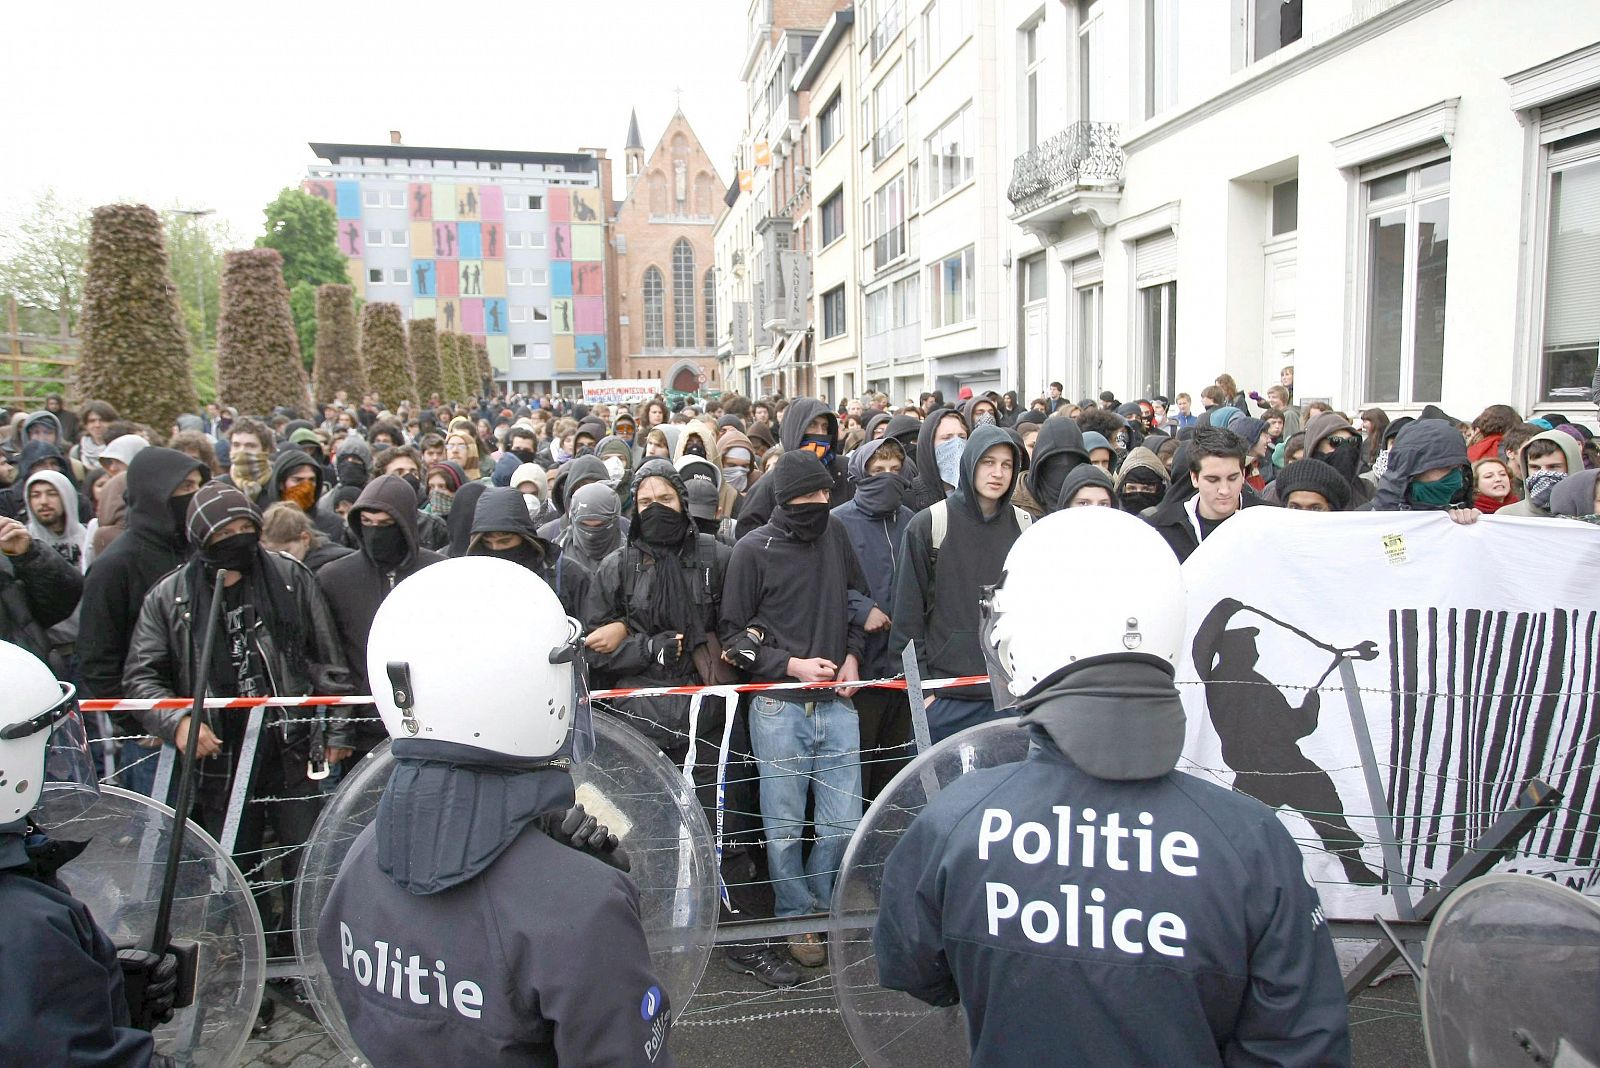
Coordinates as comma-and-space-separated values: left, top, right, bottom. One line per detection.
1386, 607, 1600, 888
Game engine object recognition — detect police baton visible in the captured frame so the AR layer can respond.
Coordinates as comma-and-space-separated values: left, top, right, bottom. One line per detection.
137, 567, 231, 1022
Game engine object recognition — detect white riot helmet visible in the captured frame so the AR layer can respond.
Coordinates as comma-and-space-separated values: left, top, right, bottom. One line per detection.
367, 557, 590, 762
0, 640, 96, 823
981, 507, 1185, 705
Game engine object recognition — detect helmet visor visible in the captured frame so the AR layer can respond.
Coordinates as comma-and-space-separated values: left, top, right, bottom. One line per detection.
557, 616, 596, 766
40, 685, 101, 820
977, 587, 1020, 712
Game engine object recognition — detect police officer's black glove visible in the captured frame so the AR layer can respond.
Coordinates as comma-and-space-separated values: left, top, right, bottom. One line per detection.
117, 947, 179, 1030
647, 632, 684, 667
541, 804, 632, 872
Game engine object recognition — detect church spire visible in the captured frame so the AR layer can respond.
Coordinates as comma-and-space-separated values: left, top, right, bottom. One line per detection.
624, 109, 645, 196
626, 109, 644, 151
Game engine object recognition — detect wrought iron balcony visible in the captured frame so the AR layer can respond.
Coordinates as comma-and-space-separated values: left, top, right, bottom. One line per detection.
1007, 122, 1125, 221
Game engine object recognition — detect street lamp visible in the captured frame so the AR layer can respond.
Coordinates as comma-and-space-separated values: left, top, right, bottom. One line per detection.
165, 208, 215, 351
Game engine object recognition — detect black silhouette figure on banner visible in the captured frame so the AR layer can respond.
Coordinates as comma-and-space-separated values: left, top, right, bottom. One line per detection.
573, 195, 597, 222
346, 223, 360, 251
554, 229, 566, 258
487, 303, 501, 332
486, 225, 497, 256
465, 188, 478, 215
446, 228, 456, 257
579, 340, 602, 365
1192, 597, 1384, 886
434, 226, 446, 257
413, 187, 427, 217
444, 302, 456, 331
575, 265, 597, 295
415, 263, 431, 295
558, 303, 570, 332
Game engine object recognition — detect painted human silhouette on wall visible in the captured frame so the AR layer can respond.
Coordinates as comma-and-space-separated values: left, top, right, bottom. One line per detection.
574, 263, 600, 296
485, 224, 498, 257
415, 262, 431, 295
573, 194, 597, 222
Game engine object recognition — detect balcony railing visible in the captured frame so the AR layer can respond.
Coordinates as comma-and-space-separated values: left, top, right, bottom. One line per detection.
1006, 122, 1126, 216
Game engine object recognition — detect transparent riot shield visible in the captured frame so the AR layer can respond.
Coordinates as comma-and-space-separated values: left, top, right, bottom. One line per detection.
1422, 873, 1600, 1068
293, 710, 718, 1065
829, 718, 1033, 1068
35, 784, 266, 1067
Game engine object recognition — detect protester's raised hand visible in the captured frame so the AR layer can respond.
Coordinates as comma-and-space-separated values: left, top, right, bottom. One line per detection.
0, 516, 32, 556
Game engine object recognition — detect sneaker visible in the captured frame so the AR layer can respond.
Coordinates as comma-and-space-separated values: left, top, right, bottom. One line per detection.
787, 932, 826, 968
725, 946, 803, 988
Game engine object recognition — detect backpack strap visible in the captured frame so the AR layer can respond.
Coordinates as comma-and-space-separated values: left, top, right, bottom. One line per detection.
928, 500, 948, 568
1015, 506, 1033, 531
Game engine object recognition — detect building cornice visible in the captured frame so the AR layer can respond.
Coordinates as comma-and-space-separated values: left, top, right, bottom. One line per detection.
1330, 98, 1458, 170
1506, 41, 1600, 112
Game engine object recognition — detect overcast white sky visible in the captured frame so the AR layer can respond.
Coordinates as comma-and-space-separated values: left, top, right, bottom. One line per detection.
4, 0, 748, 239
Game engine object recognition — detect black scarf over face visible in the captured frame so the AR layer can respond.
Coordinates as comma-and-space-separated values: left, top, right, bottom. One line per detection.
186, 548, 308, 693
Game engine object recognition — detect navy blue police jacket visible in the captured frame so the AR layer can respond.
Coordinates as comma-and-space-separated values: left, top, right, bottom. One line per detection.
873, 736, 1350, 1067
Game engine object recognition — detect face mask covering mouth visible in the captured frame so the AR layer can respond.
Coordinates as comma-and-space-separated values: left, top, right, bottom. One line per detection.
1322, 438, 1362, 482
553, 443, 572, 463
230, 453, 268, 487
973, 410, 997, 426
721, 466, 749, 493
522, 492, 543, 517
778, 501, 831, 542
362, 523, 409, 568
336, 459, 368, 487
935, 437, 965, 487
637, 503, 690, 546
683, 437, 708, 458
200, 530, 259, 572
281, 480, 317, 512
602, 456, 627, 485
511, 448, 537, 465
853, 472, 905, 517
1408, 468, 1465, 508
168, 492, 196, 534
428, 488, 454, 516
1525, 469, 1568, 507
799, 435, 833, 464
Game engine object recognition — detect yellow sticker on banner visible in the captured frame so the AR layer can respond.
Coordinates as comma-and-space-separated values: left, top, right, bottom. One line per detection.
1382, 533, 1408, 566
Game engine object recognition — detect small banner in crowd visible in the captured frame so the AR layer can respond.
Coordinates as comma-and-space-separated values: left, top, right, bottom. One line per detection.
1177, 508, 1600, 918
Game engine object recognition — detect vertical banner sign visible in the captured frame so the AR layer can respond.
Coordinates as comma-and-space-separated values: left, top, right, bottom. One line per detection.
781, 250, 811, 330
732, 301, 750, 356
1177, 509, 1600, 920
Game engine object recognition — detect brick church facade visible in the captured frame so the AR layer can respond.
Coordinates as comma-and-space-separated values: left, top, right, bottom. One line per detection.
611, 110, 727, 390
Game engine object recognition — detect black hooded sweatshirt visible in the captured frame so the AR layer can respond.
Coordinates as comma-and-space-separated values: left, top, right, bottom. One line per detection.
733, 396, 855, 539
78, 447, 206, 699
907, 407, 969, 513
446, 482, 490, 557
318, 475, 447, 748
536, 455, 611, 543
1367, 419, 1472, 512
264, 447, 347, 543
1026, 416, 1091, 515
890, 425, 1027, 700
466, 486, 556, 587
0, 441, 88, 522
721, 484, 869, 703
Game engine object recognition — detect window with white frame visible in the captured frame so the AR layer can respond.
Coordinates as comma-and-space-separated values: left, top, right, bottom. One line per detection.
672, 239, 697, 349
871, 0, 902, 62
643, 267, 665, 348
531, 268, 548, 286
532, 342, 551, 359
528, 195, 544, 210
704, 269, 717, 348
1537, 127, 1600, 403
923, 0, 968, 74
1361, 156, 1450, 405
926, 103, 974, 201
865, 286, 891, 336
363, 189, 382, 207
872, 62, 904, 164
387, 190, 405, 208
507, 196, 523, 212
1078, 1, 1104, 122
1248, 0, 1302, 64
368, 268, 383, 284
927, 245, 975, 329
823, 285, 847, 338
867, 173, 906, 269
510, 305, 527, 323
866, 274, 919, 336
533, 307, 549, 322
366, 229, 384, 247
508, 268, 526, 285
529, 231, 546, 248
1021, 17, 1043, 150
820, 188, 846, 246
512, 342, 527, 357
390, 229, 406, 245
508, 232, 525, 248
1145, 0, 1178, 119
818, 92, 843, 156
392, 267, 409, 285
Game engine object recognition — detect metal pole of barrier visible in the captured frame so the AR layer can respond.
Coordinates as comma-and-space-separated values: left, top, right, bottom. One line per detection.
1338, 658, 1416, 922
902, 645, 931, 754
219, 705, 266, 855
151, 743, 176, 807
1341, 777, 1562, 1000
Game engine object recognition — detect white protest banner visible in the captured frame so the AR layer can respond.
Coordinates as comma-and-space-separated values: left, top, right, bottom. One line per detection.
1177, 508, 1600, 919
582, 379, 661, 405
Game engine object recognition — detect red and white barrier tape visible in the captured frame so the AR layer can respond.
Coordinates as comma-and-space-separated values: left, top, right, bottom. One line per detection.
77, 675, 991, 713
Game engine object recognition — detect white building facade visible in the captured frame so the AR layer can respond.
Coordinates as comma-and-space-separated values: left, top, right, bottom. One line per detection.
1000, 0, 1600, 418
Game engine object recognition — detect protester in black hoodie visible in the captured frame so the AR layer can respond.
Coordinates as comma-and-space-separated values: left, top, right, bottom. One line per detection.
1025, 415, 1091, 515
720, 451, 868, 966
464, 486, 557, 585
890, 424, 1030, 742
0, 441, 90, 522
732, 397, 855, 538
262, 447, 346, 543
1367, 418, 1479, 525
317, 475, 447, 762
906, 407, 969, 512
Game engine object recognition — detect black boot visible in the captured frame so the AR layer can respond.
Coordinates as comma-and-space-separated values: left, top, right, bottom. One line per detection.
724, 945, 803, 988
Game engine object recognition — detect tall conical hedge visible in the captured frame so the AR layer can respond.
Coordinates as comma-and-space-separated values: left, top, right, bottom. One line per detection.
473, 338, 493, 397
407, 319, 444, 405
313, 284, 364, 403
436, 331, 463, 403
75, 204, 199, 431
360, 302, 414, 410
216, 248, 311, 416
449, 332, 474, 402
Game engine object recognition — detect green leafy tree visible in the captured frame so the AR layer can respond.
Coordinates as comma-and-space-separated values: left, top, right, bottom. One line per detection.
360, 302, 414, 410
161, 208, 231, 352
314, 284, 364, 403
0, 190, 90, 340
257, 188, 348, 369
216, 248, 311, 416
74, 204, 198, 430
408, 318, 444, 404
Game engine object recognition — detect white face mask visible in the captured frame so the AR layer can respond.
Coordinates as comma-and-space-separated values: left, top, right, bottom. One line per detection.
523, 492, 541, 516
603, 456, 626, 484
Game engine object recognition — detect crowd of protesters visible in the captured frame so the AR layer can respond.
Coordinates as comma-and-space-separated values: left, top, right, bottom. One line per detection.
1, 369, 1596, 1007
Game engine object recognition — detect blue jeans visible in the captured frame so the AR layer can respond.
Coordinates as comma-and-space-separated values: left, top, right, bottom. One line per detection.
747, 696, 863, 918
926, 695, 1001, 745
